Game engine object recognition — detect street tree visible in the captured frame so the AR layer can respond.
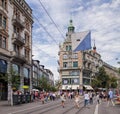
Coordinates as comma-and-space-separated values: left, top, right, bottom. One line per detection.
92, 66, 117, 89
0, 67, 20, 90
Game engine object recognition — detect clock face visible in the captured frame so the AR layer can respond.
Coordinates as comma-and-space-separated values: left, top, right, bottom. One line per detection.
72, 78, 79, 84
64, 80, 68, 84
74, 79, 78, 83
62, 79, 69, 84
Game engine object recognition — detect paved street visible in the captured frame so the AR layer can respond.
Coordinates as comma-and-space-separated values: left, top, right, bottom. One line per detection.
0, 98, 120, 114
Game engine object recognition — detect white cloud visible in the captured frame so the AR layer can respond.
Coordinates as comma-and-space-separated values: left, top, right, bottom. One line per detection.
26, 0, 120, 80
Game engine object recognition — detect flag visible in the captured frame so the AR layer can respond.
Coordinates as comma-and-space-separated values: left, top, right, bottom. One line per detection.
73, 31, 91, 52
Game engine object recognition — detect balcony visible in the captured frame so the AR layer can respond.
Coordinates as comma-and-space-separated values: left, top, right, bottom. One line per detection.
12, 15, 25, 29
58, 66, 81, 71
12, 33, 25, 46
10, 51, 26, 64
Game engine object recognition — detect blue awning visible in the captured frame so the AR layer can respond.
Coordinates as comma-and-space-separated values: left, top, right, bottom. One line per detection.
0, 59, 7, 73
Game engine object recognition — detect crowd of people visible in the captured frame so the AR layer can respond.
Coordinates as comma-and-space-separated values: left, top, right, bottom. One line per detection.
59, 89, 115, 108
13, 88, 115, 108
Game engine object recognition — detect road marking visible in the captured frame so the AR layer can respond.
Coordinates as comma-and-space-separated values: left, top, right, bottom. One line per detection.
94, 104, 98, 114
8, 104, 43, 114
107, 101, 109, 107
111, 100, 115, 106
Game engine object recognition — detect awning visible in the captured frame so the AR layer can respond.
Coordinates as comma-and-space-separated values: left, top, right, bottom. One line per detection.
32, 89, 39, 92
83, 85, 94, 90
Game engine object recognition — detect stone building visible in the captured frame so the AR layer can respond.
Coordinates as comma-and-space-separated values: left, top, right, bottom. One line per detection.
58, 20, 103, 91
0, 0, 33, 100
32, 60, 54, 90
103, 62, 120, 90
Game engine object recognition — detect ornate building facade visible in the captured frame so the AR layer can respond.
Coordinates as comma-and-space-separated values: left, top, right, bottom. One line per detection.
58, 20, 103, 91
0, 0, 33, 100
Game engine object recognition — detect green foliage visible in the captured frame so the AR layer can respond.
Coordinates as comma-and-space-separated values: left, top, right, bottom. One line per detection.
118, 67, 120, 74
91, 66, 117, 89
54, 79, 62, 90
0, 67, 20, 90
38, 76, 57, 92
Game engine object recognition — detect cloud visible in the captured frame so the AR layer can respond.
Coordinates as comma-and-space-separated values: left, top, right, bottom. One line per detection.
26, 0, 120, 80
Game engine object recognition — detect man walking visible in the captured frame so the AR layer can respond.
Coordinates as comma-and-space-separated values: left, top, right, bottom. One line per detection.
107, 89, 114, 106
84, 91, 90, 107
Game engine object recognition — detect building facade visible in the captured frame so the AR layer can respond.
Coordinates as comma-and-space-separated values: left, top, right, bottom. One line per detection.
32, 60, 54, 90
58, 20, 103, 91
103, 62, 120, 90
0, 0, 33, 100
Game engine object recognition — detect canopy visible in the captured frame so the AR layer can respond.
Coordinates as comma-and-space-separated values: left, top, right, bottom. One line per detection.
83, 85, 94, 90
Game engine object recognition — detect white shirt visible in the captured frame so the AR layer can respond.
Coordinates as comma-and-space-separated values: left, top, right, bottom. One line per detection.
84, 93, 89, 100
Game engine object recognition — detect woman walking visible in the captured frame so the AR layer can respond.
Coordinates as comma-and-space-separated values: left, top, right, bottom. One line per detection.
74, 93, 80, 108
60, 93, 66, 108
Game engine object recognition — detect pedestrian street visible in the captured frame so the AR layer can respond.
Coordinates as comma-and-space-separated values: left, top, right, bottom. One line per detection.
0, 97, 120, 114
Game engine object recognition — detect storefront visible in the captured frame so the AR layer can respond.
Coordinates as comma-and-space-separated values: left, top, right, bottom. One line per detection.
0, 59, 8, 100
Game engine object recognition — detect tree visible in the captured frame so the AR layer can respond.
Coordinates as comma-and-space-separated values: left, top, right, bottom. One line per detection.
39, 76, 48, 91
38, 76, 57, 91
107, 76, 117, 88
91, 66, 118, 89
0, 68, 20, 90
54, 79, 62, 90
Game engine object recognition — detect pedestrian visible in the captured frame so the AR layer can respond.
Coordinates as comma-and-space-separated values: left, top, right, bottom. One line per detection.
108, 89, 113, 101
84, 91, 90, 107
60, 93, 66, 108
107, 89, 114, 106
96, 93, 100, 104
74, 93, 80, 108
40, 92, 45, 104
89, 91, 93, 104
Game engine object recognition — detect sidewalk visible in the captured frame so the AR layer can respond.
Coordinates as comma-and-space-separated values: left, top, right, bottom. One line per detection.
0, 100, 10, 107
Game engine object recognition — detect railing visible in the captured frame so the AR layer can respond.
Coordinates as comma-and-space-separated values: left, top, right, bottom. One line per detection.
12, 15, 25, 28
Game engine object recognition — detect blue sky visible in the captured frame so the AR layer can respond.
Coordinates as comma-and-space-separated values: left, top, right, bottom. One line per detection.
25, 0, 120, 80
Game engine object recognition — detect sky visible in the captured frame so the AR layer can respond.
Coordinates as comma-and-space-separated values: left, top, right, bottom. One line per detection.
25, 0, 120, 81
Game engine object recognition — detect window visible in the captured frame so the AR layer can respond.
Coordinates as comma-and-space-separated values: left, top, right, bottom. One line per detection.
83, 78, 90, 85
24, 67, 30, 85
25, 49, 29, 60
72, 53, 78, 58
0, 14, 7, 29
66, 45, 72, 51
69, 70, 80, 76
69, 45, 72, 51
3, 17, 6, 29
14, 44, 20, 55
24, 67, 29, 78
66, 45, 68, 51
73, 61, 78, 67
2, 37, 6, 48
13, 25, 20, 34
12, 64, 20, 75
1, 0, 7, 10
63, 62, 67, 68
25, 18, 30, 31
25, 33, 29, 44
0, 34, 7, 49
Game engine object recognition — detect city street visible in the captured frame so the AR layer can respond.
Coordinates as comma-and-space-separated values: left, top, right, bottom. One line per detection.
0, 98, 120, 114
